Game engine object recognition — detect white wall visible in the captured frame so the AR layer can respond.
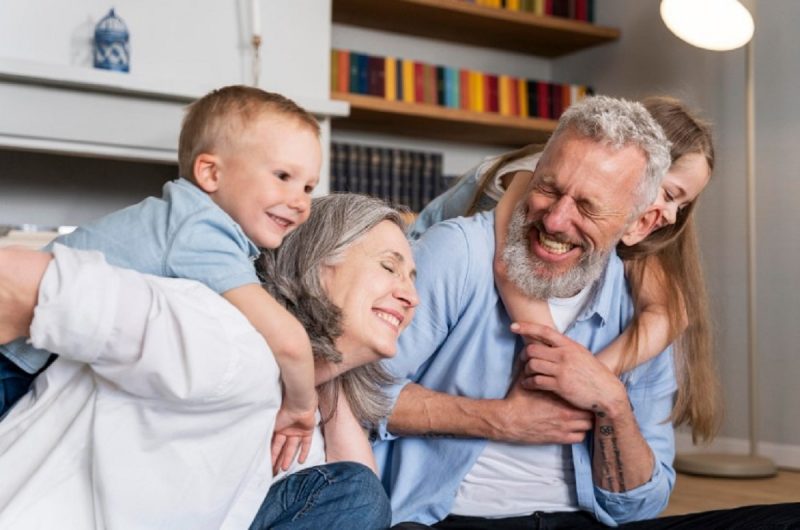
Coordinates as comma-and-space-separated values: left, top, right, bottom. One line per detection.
554, 0, 800, 460
0, 0, 334, 226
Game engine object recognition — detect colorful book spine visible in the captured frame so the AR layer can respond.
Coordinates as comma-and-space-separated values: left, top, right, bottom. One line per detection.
385, 56, 397, 101
332, 48, 592, 121
459, 69, 470, 110
402, 59, 415, 103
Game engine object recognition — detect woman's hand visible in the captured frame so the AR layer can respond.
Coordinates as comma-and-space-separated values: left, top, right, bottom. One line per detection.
0, 247, 52, 344
270, 402, 317, 474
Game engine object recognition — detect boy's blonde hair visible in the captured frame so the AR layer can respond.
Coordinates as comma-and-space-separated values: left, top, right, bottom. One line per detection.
178, 85, 320, 181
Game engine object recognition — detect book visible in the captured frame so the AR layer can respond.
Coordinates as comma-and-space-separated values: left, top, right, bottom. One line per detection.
414, 62, 425, 103
330, 50, 338, 93
402, 59, 415, 103
385, 56, 397, 101
486, 74, 499, 113
526, 79, 539, 118
498, 75, 511, 116
424, 63, 437, 105
337, 50, 350, 92
436, 66, 446, 106
517, 77, 529, 117
459, 69, 470, 110
537, 81, 550, 119
360, 54, 370, 94
368, 55, 385, 97
349, 52, 361, 94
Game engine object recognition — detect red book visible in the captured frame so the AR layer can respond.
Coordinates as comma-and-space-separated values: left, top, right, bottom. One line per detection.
459, 70, 470, 110
537, 82, 550, 118
487, 74, 499, 113
368, 56, 385, 97
550, 82, 562, 118
544, 0, 554, 15
575, 0, 587, 21
414, 62, 425, 103
337, 50, 350, 92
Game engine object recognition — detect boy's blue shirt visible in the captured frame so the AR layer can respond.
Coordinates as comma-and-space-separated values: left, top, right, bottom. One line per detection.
1, 178, 260, 373
374, 212, 678, 526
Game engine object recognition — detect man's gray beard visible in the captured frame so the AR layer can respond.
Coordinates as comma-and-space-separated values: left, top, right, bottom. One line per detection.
500, 203, 613, 299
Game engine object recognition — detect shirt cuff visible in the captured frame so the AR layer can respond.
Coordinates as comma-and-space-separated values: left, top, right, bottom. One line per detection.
593, 460, 672, 523
374, 378, 412, 441
29, 245, 119, 365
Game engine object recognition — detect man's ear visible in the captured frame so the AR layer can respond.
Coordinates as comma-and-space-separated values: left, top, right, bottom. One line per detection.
621, 207, 661, 247
193, 153, 221, 193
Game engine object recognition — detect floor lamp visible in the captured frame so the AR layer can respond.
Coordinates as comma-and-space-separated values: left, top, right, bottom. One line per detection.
660, 0, 776, 478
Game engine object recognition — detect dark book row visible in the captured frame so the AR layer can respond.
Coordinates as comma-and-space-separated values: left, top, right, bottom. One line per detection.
330, 143, 453, 213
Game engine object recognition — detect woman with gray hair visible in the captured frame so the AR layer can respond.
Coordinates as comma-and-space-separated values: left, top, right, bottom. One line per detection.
0, 193, 417, 530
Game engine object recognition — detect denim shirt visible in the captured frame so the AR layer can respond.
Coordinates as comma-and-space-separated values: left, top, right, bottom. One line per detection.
375, 212, 677, 526
1, 178, 260, 373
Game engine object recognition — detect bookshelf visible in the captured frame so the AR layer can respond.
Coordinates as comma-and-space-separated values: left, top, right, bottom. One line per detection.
332, 91, 556, 146
331, 0, 619, 147
332, 0, 620, 57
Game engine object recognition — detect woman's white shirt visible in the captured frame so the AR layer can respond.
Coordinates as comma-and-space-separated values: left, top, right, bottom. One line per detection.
0, 245, 323, 529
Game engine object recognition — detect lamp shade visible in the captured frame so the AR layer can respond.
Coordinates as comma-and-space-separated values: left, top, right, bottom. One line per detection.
660, 0, 754, 51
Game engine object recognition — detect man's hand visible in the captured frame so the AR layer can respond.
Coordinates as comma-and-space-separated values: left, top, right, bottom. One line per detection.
0, 247, 52, 344
513, 322, 627, 414
497, 377, 592, 444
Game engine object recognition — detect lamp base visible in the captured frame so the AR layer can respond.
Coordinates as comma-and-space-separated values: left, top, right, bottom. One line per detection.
674, 453, 777, 478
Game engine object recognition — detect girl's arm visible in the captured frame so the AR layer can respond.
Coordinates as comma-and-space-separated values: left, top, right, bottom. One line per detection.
598, 257, 688, 374
493, 170, 556, 338
321, 390, 378, 473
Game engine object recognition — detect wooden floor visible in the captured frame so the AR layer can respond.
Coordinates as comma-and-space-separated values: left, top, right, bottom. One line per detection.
663, 470, 800, 516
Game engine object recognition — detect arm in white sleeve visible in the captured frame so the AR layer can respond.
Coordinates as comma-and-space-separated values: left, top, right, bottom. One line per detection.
30, 244, 274, 404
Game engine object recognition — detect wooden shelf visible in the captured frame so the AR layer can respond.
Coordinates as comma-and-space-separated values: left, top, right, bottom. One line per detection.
332, 0, 620, 57
331, 92, 557, 146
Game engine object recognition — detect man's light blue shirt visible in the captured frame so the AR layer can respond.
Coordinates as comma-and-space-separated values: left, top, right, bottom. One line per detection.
374, 211, 677, 526
1, 178, 260, 373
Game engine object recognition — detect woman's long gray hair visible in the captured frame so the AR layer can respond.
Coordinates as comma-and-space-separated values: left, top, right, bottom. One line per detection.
257, 193, 406, 428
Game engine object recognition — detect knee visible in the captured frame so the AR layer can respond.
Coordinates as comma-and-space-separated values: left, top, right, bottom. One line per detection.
325, 462, 391, 528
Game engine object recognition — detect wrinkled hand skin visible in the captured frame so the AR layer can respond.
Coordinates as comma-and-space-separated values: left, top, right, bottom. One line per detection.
513, 321, 627, 413
498, 374, 593, 445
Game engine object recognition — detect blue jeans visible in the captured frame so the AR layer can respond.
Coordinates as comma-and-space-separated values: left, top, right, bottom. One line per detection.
0, 354, 36, 417
249, 461, 391, 530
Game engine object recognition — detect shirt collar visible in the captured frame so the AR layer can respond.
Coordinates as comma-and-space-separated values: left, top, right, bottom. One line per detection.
574, 250, 626, 328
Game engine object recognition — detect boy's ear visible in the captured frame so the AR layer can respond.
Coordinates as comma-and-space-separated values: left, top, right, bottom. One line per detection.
193, 153, 222, 193
621, 207, 661, 247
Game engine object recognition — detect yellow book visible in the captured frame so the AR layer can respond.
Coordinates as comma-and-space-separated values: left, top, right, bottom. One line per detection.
472, 71, 485, 113
402, 59, 415, 103
518, 78, 529, 117
533, 0, 544, 15
385, 56, 397, 101
507, 0, 521, 10
498, 75, 510, 116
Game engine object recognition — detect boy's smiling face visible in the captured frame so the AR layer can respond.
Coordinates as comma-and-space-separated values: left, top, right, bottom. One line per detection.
198, 113, 321, 249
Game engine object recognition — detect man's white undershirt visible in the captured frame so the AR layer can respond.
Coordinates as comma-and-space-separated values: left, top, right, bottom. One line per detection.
450, 284, 593, 518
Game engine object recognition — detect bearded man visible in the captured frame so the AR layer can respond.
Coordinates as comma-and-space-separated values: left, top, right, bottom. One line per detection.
374, 95, 676, 528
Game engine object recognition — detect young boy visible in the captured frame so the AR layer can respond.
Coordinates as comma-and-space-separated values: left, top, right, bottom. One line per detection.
0, 86, 321, 459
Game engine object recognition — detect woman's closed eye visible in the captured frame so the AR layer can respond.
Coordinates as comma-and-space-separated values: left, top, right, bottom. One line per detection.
381, 262, 396, 274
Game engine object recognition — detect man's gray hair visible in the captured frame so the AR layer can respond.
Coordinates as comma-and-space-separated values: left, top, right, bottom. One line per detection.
257, 193, 406, 427
547, 95, 672, 214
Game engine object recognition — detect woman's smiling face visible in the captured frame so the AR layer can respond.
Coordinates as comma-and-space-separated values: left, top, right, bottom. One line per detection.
321, 220, 418, 367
